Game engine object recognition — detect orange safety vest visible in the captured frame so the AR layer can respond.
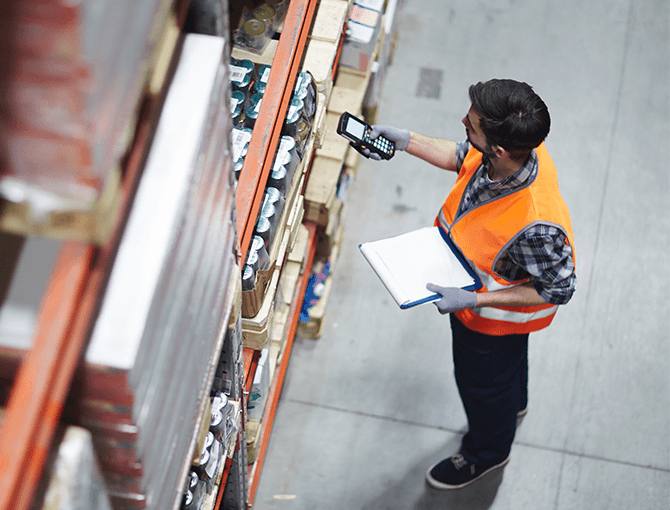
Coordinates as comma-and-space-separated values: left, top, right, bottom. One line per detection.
435, 143, 575, 336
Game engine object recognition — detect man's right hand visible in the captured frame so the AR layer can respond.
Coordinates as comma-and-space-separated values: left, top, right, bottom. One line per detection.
361, 125, 411, 160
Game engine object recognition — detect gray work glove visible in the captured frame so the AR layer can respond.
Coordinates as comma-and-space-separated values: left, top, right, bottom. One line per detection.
361, 125, 411, 160
426, 283, 477, 315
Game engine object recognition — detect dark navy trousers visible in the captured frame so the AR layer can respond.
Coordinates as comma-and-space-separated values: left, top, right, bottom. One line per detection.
450, 314, 529, 466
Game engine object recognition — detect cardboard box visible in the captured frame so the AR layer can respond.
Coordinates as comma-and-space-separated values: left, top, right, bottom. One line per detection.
339, 1, 384, 73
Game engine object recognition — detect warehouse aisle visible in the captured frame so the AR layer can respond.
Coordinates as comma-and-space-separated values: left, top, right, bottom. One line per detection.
255, 1, 670, 509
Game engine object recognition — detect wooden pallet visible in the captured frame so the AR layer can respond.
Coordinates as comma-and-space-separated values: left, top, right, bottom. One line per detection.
308, 0, 349, 45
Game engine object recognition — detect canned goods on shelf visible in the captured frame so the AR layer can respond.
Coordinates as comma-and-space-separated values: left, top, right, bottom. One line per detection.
254, 65, 272, 94
268, 163, 288, 195
242, 264, 256, 291
230, 58, 254, 91
254, 216, 274, 248
245, 92, 265, 129
251, 235, 271, 270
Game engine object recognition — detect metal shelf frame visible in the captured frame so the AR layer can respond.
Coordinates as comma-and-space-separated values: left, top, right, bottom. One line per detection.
0, 0, 319, 507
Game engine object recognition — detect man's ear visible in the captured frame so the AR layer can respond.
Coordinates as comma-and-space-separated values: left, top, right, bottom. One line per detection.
492, 145, 506, 158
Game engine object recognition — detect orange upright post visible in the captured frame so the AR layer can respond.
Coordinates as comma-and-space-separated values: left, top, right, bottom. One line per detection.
235, 0, 319, 263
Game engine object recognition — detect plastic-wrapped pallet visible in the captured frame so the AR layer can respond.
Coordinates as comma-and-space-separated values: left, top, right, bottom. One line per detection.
76, 33, 238, 510
0, 0, 173, 221
39, 426, 112, 510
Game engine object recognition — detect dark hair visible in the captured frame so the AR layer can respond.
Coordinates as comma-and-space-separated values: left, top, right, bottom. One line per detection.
468, 79, 550, 154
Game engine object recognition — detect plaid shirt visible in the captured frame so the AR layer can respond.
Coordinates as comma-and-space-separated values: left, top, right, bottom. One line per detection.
454, 141, 576, 305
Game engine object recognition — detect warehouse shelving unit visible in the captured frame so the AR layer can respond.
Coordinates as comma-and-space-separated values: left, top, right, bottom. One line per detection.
0, 0, 321, 508
232, 0, 320, 507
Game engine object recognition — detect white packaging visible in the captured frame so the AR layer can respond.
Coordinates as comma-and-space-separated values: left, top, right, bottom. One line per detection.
247, 348, 270, 419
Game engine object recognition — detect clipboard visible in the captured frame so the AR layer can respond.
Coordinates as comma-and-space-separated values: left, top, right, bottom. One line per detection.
359, 226, 482, 309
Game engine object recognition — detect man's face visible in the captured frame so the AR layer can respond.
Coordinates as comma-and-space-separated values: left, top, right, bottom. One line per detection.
462, 106, 497, 159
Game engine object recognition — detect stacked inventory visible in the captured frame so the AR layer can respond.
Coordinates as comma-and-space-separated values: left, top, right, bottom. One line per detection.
232, 8, 335, 469
299, 0, 396, 337
79, 34, 238, 510
0, 0, 174, 242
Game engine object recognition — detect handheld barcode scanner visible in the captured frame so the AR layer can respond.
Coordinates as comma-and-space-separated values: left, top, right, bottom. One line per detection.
337, 111, 395, 160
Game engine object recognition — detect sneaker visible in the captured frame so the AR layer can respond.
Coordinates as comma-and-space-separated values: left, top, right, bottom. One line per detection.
426, 453, 509, 490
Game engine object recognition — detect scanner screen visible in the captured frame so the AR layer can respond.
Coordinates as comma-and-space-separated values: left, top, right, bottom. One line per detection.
346, 117, 366, 140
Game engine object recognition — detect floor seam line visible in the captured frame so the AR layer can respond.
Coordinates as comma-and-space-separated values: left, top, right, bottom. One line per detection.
286, 398, 670, 474
579, 0, 634, 319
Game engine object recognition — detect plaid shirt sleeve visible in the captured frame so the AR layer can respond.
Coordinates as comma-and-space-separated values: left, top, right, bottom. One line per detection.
494, 224, 576, 305
455, 140, 470, 171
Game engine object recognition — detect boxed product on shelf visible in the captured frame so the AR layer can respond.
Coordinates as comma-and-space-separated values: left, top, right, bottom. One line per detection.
247, 348, 270, 420
362, 0, 401, 113
304, 155, 347, 226
232, 1, 289, 55
74, 33, 239, 510
0, 0, 174, 237
308, 0, 350, 45
339, 0, 384, 73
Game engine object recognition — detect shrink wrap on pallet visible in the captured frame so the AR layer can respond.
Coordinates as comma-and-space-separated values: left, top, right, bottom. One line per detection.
0, 33, 241, 510
0, 0, 172, 219
80, 34, 239, 510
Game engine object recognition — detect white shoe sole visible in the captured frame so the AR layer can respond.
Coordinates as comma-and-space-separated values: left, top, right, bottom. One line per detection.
425, 456, 510, 490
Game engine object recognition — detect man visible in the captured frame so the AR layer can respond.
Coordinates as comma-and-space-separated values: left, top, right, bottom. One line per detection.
367, 79, 576, 489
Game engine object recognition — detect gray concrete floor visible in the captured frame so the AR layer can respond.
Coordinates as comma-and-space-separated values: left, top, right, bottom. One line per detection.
254, 0, 670, 508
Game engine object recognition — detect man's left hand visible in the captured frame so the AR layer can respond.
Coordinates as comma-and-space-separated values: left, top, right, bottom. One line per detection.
426, 283, 477, 315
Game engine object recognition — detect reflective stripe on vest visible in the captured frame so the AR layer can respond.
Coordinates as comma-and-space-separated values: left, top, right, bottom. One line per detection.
472, 304, 558, 323
450, 232, 560, 329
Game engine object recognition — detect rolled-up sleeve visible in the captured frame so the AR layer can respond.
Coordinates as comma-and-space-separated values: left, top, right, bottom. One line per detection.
501, 225, 576, 305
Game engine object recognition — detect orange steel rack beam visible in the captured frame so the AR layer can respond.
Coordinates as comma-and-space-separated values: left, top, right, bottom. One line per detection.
246, 221, 317, 508
235, 0, 318, 264
216, 0, 318, 504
